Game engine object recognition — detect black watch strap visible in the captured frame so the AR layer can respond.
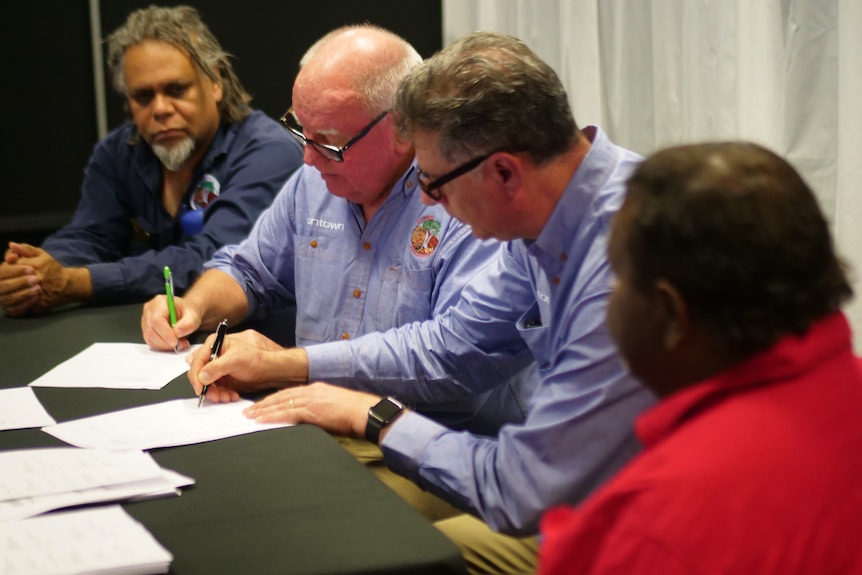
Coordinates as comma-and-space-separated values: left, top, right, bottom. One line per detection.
365, 397, 404, 444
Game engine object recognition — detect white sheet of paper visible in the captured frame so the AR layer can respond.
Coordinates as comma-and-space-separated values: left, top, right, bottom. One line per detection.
0, 448, 169, 502
0, 505, 173, 575
0, 469, 193, 524
28, 342, 198, 390
0, 387, 56, 431
42, 398, 290, 451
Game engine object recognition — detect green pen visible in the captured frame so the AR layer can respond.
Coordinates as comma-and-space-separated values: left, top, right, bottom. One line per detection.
163, 266, 179, 353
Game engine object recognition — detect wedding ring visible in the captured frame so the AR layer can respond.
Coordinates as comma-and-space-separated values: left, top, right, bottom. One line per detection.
289, 398, 295, 409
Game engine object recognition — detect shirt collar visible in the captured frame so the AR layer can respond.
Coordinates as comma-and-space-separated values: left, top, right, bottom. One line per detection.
196, 119, 233, 172
636, 311, 853, 447
533, 126, 619, 257
396, 160, 420, 199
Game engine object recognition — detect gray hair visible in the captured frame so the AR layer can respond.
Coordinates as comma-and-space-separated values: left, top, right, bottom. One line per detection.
299, 24, 422, 116
106, 4, 251, 123
393, 31, 577, 164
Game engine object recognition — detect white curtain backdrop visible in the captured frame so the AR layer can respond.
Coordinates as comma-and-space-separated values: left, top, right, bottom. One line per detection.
444, 0, 862, 352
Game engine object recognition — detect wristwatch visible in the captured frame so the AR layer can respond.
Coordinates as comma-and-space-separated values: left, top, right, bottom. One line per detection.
365, 397, 405, 444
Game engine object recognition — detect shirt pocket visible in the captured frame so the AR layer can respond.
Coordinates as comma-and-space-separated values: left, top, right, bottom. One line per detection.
376, 263, 434, 328
128, 217, 157, 256
516, 301, 550, 368
293, 232, 344, 343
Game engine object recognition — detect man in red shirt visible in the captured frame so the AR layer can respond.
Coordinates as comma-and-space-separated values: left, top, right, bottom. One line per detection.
538, 141, 862, 575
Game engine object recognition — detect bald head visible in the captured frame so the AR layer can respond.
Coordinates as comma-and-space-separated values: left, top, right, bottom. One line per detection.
296, 25, 421, 115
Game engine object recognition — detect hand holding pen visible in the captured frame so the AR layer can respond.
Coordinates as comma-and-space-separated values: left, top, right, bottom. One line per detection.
199, 319, 228, 408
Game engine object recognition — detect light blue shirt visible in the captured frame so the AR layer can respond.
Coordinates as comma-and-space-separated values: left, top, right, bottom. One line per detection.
207, 162, 534, 434
306, 127, 656, 535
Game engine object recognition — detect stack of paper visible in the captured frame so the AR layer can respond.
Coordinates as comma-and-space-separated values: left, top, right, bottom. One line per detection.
0, 505, 172, 575
0, 448, 193, 523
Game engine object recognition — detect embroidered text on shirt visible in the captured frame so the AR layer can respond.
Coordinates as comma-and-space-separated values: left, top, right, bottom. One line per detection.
306, 217, 345, 231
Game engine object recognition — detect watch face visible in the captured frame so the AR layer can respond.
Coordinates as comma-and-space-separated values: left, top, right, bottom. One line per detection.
371, 398, 403, 422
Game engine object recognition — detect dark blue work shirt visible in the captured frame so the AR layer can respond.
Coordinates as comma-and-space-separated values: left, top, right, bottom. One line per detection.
42, 109, 303, 303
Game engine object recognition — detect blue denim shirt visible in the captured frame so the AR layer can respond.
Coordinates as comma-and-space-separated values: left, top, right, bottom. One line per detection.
207, 162, 534, 435
307, 127, 657, 535
42, 110, 303, 303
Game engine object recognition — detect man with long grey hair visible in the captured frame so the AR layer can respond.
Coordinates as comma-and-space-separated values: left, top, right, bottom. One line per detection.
0, 5, 301, 316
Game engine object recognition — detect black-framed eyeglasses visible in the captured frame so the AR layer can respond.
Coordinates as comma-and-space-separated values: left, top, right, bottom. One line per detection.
417, 151, 499, 201
279, 106, 388, 163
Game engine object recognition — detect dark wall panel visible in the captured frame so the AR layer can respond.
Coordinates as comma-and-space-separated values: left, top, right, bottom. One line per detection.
3, 2, 98, 242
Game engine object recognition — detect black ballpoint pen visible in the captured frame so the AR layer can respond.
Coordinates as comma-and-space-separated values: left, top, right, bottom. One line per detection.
199, 319, 228, 408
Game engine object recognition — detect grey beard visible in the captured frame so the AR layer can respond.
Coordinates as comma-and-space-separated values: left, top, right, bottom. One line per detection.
152, 137, 196, 172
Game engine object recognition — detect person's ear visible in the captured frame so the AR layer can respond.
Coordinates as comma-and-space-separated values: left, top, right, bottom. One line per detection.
655, 279, 690, 350
391, 121, 413, 155
488, 153, 523, 197
210, 66, 224, 104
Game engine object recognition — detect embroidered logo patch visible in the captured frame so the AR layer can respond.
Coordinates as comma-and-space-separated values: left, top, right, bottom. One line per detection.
190, 174, 221, 209
410, 215, 441, 257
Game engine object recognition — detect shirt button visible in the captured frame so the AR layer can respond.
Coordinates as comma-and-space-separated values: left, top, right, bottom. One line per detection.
363, 242, 372, 251
560, 252, 568, 261
310, 240, 318, 248
341, 332, 350, 340
406, 180, 414, 189
552, 276, 560, 285
353, 289, 361, 298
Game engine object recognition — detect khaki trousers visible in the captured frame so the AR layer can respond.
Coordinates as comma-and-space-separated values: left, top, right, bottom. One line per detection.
335, 436, 462, 521
336, 436, 539, 574
435, 515, 539, 575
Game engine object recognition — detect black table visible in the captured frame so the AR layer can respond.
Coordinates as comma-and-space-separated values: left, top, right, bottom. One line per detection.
0, 304, 466, 574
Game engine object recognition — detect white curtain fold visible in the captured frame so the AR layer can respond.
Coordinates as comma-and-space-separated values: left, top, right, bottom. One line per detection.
444, 0, 862, 351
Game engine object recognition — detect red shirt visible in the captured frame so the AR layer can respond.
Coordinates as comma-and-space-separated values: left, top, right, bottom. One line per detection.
538, 312, 862, 575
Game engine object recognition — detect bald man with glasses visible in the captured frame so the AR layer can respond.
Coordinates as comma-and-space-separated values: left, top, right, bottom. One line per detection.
208, 31, 657, 574
141, 24, 535, 522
